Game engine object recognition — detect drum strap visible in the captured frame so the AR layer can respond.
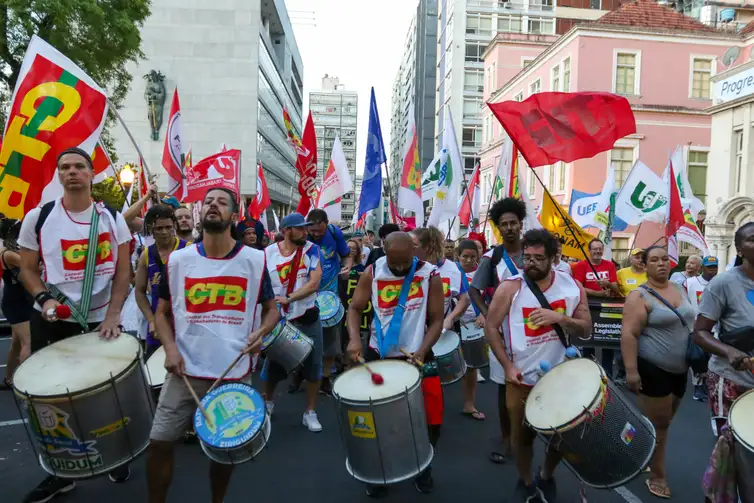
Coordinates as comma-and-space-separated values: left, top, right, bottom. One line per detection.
522, 273, 569, 349
282, 245, 304, 314
456, 262, 480, 316
48, 205, 101, 330
375, 257, 418, 357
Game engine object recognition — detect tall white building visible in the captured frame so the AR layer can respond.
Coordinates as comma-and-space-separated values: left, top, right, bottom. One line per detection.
309, 75, 358, 223
112, 0, 303, 213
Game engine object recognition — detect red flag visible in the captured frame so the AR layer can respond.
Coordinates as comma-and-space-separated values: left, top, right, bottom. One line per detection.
489, 92, 636, 168
183, 149, 241, 203
459, 164, 480, 227
295, 112, 318, 215
138, 158, 150, 218
91, 143, 115, 183
161, 89, 186, 200
248, 163, 271, 219
665, 162, 686, 239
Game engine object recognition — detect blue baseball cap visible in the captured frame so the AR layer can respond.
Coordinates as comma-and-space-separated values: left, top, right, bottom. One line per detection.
702, 256, 719, 267
280, 212, 312, 229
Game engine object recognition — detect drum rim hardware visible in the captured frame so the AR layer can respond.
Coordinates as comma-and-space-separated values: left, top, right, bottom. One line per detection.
729, 388, 754, 451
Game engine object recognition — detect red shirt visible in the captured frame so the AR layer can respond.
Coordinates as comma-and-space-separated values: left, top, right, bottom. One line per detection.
571, 259, 617, 292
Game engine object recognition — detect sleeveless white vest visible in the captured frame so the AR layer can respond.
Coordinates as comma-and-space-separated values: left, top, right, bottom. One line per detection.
167, 245, 264, 379
39, 199, 119, 322
265, 241, 320, 320
437, 259, 463, 314
502, 270, 582, 385
369, 257, 436, 357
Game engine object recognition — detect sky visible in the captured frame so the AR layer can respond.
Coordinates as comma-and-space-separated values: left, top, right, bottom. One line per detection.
284, 0, 419, 177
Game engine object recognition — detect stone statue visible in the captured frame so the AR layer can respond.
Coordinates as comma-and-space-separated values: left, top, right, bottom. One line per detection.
144, 70, 167, 141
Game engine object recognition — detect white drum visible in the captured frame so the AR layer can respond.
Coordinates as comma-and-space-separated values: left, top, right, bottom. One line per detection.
432, 330, 466, 385
729, 389, 754, 502
144, 347, 167, 390
460, 325, 489, 369
333, 360, 433, 485
13, 333, 153, 479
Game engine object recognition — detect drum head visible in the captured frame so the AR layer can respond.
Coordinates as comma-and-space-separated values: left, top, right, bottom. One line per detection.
461, 325, 484, 341
316, 291, 342, 320
525, 358, 603, 432
433, 330, 460, 356
729, 389, 754, 450
194, 382, 266, 448
13, 333, 140, 397
261, 322, 283, 351
333, 360, 420, 402
145, 346, 167, 387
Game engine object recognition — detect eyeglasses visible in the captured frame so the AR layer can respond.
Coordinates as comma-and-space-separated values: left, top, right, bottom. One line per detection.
522, 255, 548, 264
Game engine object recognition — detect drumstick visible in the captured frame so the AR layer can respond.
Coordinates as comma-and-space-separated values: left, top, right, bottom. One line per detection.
208, 350, 246, 393
399, 348, 423, 367
182, 374, 213, 427
357, 357, 384, 385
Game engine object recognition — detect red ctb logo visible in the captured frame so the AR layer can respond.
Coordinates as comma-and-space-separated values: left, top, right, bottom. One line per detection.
184, 276, 247, 314
276, 258, 306, 284
522, 299, 567, 337
376, 278, 424, 309
60, 234, 113, 271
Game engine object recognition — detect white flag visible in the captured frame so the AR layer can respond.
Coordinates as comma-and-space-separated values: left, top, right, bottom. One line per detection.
324, 201, 342, 223
428, 110, 463, 227
317, 137, 352, 208
669, 146, 705, 219
272, 209, 280, 232
614, 160, 667, 225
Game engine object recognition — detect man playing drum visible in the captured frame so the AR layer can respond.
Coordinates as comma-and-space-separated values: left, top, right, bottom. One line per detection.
306, 208, 352, 395
262, 212, 325, 432
485, 229, 591, 503
346, 231, 445, 498
147, 188, 279, 503
17, 148, 134, 503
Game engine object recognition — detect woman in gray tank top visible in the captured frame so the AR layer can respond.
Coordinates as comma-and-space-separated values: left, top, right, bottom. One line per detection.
621, 246, 693, 499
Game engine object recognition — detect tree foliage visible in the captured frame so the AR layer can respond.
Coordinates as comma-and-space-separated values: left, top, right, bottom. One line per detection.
0, 0, 152, 133
91, 177, 126, 210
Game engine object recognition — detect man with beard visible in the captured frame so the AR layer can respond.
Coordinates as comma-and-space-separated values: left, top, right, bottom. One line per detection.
485, 229, 591, 502
469, 197, 527, 464
174, 206, 195, 243
18, 148, 133, 503
263, 213, 325, 432
147, 188, 279, 503
346, 232, 444, 497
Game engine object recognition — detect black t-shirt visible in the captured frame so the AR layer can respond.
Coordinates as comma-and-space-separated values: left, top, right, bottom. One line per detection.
159, 241, 274, 304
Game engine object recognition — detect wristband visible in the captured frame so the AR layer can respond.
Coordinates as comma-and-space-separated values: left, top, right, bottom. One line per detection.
35, 291, 54, 307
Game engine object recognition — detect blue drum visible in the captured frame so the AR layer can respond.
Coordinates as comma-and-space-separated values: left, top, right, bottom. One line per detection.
317, 291, 344, 328
193, 382, 271, 465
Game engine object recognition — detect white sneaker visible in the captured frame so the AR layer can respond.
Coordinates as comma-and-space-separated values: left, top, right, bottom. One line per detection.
302, 410, 322, 432
477, 373, 486, 382
265, 401, 274, 417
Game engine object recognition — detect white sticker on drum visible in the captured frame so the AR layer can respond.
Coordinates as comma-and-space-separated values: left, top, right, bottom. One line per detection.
620, 422, 636, 446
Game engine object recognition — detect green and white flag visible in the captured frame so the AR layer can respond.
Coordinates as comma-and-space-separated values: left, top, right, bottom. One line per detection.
427, 111, 463, 227
614, 160, 667, 225
421, 152, 441, 201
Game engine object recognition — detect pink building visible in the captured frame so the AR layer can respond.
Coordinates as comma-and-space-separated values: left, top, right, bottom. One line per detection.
479, 0, 738, 260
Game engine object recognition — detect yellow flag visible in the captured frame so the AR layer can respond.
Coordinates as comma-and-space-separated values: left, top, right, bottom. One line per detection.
539, 194, 594, 259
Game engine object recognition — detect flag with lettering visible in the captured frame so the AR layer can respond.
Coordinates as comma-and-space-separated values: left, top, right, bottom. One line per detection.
489, 92, 636, 168
184, 149, 241, 203
295, 112, 318, 215
0, 35, 108, 219
283, 107, 309, 157
539, 192, 595, 259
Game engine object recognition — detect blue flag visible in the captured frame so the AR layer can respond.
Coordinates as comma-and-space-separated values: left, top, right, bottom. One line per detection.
358, 88, 385, 219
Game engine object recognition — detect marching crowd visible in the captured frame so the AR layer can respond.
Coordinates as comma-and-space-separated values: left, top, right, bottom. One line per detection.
0, 148, 752, 503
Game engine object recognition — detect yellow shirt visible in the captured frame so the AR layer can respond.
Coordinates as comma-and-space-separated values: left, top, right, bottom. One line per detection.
617, 267, 647, 297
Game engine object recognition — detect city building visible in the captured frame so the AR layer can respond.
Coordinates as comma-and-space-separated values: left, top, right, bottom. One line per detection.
434, 0, 622, 188
309, 75, 358, 223
480, 0, 734, 261
661, 0, 754, 32
389, 0, 438, 195
704, 21, 754, 266
112, 0, 303, 214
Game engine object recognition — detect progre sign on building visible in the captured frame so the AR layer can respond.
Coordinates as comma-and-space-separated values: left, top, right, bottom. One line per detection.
715, 65, 754, 103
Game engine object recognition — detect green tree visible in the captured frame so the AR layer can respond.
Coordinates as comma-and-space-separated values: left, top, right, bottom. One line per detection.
0, 0, 152, 129
91, 177, 127, 209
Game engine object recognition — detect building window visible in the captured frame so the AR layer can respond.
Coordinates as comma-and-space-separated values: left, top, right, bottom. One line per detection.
563, 57, 571, 92
687, 150, 708, 204
547, 164, 555, 189
691, 58, 713, 99
530, 79, 541, 96
615, 52, 638, 95
551, 65, 560, 92
522, 57, 534, 68
590, 0, 602, 9
486, 62, 497, 92
613, 238, 630, 264
464, 156, 477, 176
465, 43, 485, 63
514, 91, 524, 102
528, 167, 536, 197
466, 14, 493, 35
462, 127, 482, 148
735, 129, 744, 193
611, 147, 634, 187
527, 17, 555, 34
557, 162, 566, 192
463, 97, 482, 117
464, 70, 484, 92
498, 15, 522, 33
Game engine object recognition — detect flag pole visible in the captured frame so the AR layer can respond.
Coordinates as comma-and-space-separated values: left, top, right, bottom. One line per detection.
444, 166, 475, 239
108, 101, 153, 180
628, 221, 644, 252
382, 161, 396, 224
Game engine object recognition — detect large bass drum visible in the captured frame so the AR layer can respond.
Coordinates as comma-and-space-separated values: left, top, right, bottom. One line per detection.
729, 389, 754, 502
13, 333, 153, 479
525, 358, 656, 489
332, 360, 433, 485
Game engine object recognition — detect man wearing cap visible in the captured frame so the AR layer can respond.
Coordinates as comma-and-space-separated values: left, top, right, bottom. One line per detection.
262, 213, 325, 432
617, 248, 647, 297
684, 255, 719, 402
17, 148, 134, 503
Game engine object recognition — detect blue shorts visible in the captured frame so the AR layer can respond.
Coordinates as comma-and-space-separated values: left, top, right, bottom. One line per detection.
261, 317, 323, 384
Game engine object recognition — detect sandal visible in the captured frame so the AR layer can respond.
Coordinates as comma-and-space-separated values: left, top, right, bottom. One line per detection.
646, 479, 671, 499
489, 451, 507, 464
461, 410, 486, 421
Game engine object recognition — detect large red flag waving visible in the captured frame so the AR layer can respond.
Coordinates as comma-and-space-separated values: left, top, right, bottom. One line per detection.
665, 162, 686, 238
248, 163, 271, 219
295, 112, 318, 215
489, 92, 636, 168
161, 89, 186, 200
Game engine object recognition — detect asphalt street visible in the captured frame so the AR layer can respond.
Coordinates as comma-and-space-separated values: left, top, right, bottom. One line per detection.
0, 334, 716, 503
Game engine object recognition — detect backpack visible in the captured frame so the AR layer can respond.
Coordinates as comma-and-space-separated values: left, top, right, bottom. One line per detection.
35, 200, 118, 237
